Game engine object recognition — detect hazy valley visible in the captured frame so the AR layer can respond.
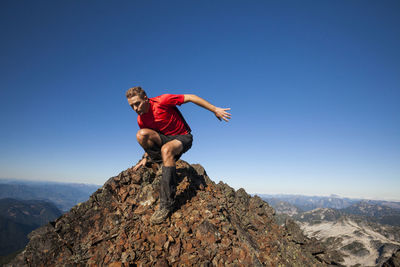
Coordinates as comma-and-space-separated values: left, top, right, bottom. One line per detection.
0, 179, 98, 265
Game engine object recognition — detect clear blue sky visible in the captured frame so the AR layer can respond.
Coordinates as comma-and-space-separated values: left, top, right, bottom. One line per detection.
1, 0, 399, 200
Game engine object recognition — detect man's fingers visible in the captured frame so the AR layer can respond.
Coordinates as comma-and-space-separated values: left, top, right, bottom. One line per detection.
223, 113, 231, 120
133, 160, 145, 171
215, 107, 231, 122
224, 114, 231, 119
217, 115, 231, 122
220, 108, 231, 116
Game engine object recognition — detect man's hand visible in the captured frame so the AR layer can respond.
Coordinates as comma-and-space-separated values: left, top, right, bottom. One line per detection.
133, 157, 147, 171
214, 107, 231, 122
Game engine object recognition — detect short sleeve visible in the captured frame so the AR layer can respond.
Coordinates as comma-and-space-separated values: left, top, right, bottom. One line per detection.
159, 94, 184, 107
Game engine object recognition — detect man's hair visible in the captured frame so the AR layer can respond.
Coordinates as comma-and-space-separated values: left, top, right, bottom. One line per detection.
125, 86, 147, 99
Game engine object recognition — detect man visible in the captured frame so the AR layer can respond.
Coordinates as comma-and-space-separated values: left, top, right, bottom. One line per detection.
126, 86, 231, 224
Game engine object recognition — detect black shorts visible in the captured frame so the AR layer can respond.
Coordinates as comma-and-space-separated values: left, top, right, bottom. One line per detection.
145, 132, 193, 162
158, 133, 193, 160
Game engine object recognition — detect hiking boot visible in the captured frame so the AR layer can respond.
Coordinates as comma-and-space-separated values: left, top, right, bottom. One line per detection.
150, 206, 171, 225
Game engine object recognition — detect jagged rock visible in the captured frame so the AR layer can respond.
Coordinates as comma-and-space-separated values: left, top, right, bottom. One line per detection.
383, 249, 400, 267
8, 160, 335, 266
284, 218, 344, 266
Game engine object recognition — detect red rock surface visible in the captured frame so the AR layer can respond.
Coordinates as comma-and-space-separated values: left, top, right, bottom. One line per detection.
8, 161, 338, 266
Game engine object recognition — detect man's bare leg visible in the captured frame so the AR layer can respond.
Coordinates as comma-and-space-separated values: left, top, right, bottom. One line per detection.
161, 140, 183, 167
133, 129, 162, 171
136, 128, 162, 150
151, 139, 183, 224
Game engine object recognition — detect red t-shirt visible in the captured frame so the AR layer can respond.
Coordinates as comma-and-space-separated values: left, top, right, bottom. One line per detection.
137, 94, 190, 136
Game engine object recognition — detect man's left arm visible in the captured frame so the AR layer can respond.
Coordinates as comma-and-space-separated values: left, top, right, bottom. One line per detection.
183, 94, 231, 122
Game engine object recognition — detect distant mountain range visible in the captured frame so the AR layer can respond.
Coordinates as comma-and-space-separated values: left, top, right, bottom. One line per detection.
0, 179, 99, 265
260, 194, 400, 266
342, 201, 400, 227
0, 198, 62, 258
260, 194, 400, 227
259, 194, 400, 211
259, 194, 360, 211
0, 179, 99, 212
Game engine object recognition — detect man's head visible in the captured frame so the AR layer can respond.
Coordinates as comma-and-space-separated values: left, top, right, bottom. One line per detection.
126, 86, 150, 115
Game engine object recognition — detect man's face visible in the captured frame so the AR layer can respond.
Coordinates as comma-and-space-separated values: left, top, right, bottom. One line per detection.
127, 95, 149, 115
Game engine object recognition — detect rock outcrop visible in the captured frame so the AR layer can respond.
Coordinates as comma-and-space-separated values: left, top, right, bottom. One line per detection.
383, 249, 400, 267
8, 161, 339, 266
298, 213, 400, 266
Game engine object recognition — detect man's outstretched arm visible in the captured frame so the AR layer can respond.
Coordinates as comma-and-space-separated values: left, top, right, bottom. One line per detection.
183, 94, 231, 122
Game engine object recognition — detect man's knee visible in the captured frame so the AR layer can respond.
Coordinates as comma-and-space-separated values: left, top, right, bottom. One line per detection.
137, 129, 159, 146
161, 141, 183, 161
136, 129, 148, 142
161, 144, 174, 159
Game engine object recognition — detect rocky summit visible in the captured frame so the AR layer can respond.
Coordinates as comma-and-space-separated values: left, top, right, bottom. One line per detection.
8, 161, 339, 266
